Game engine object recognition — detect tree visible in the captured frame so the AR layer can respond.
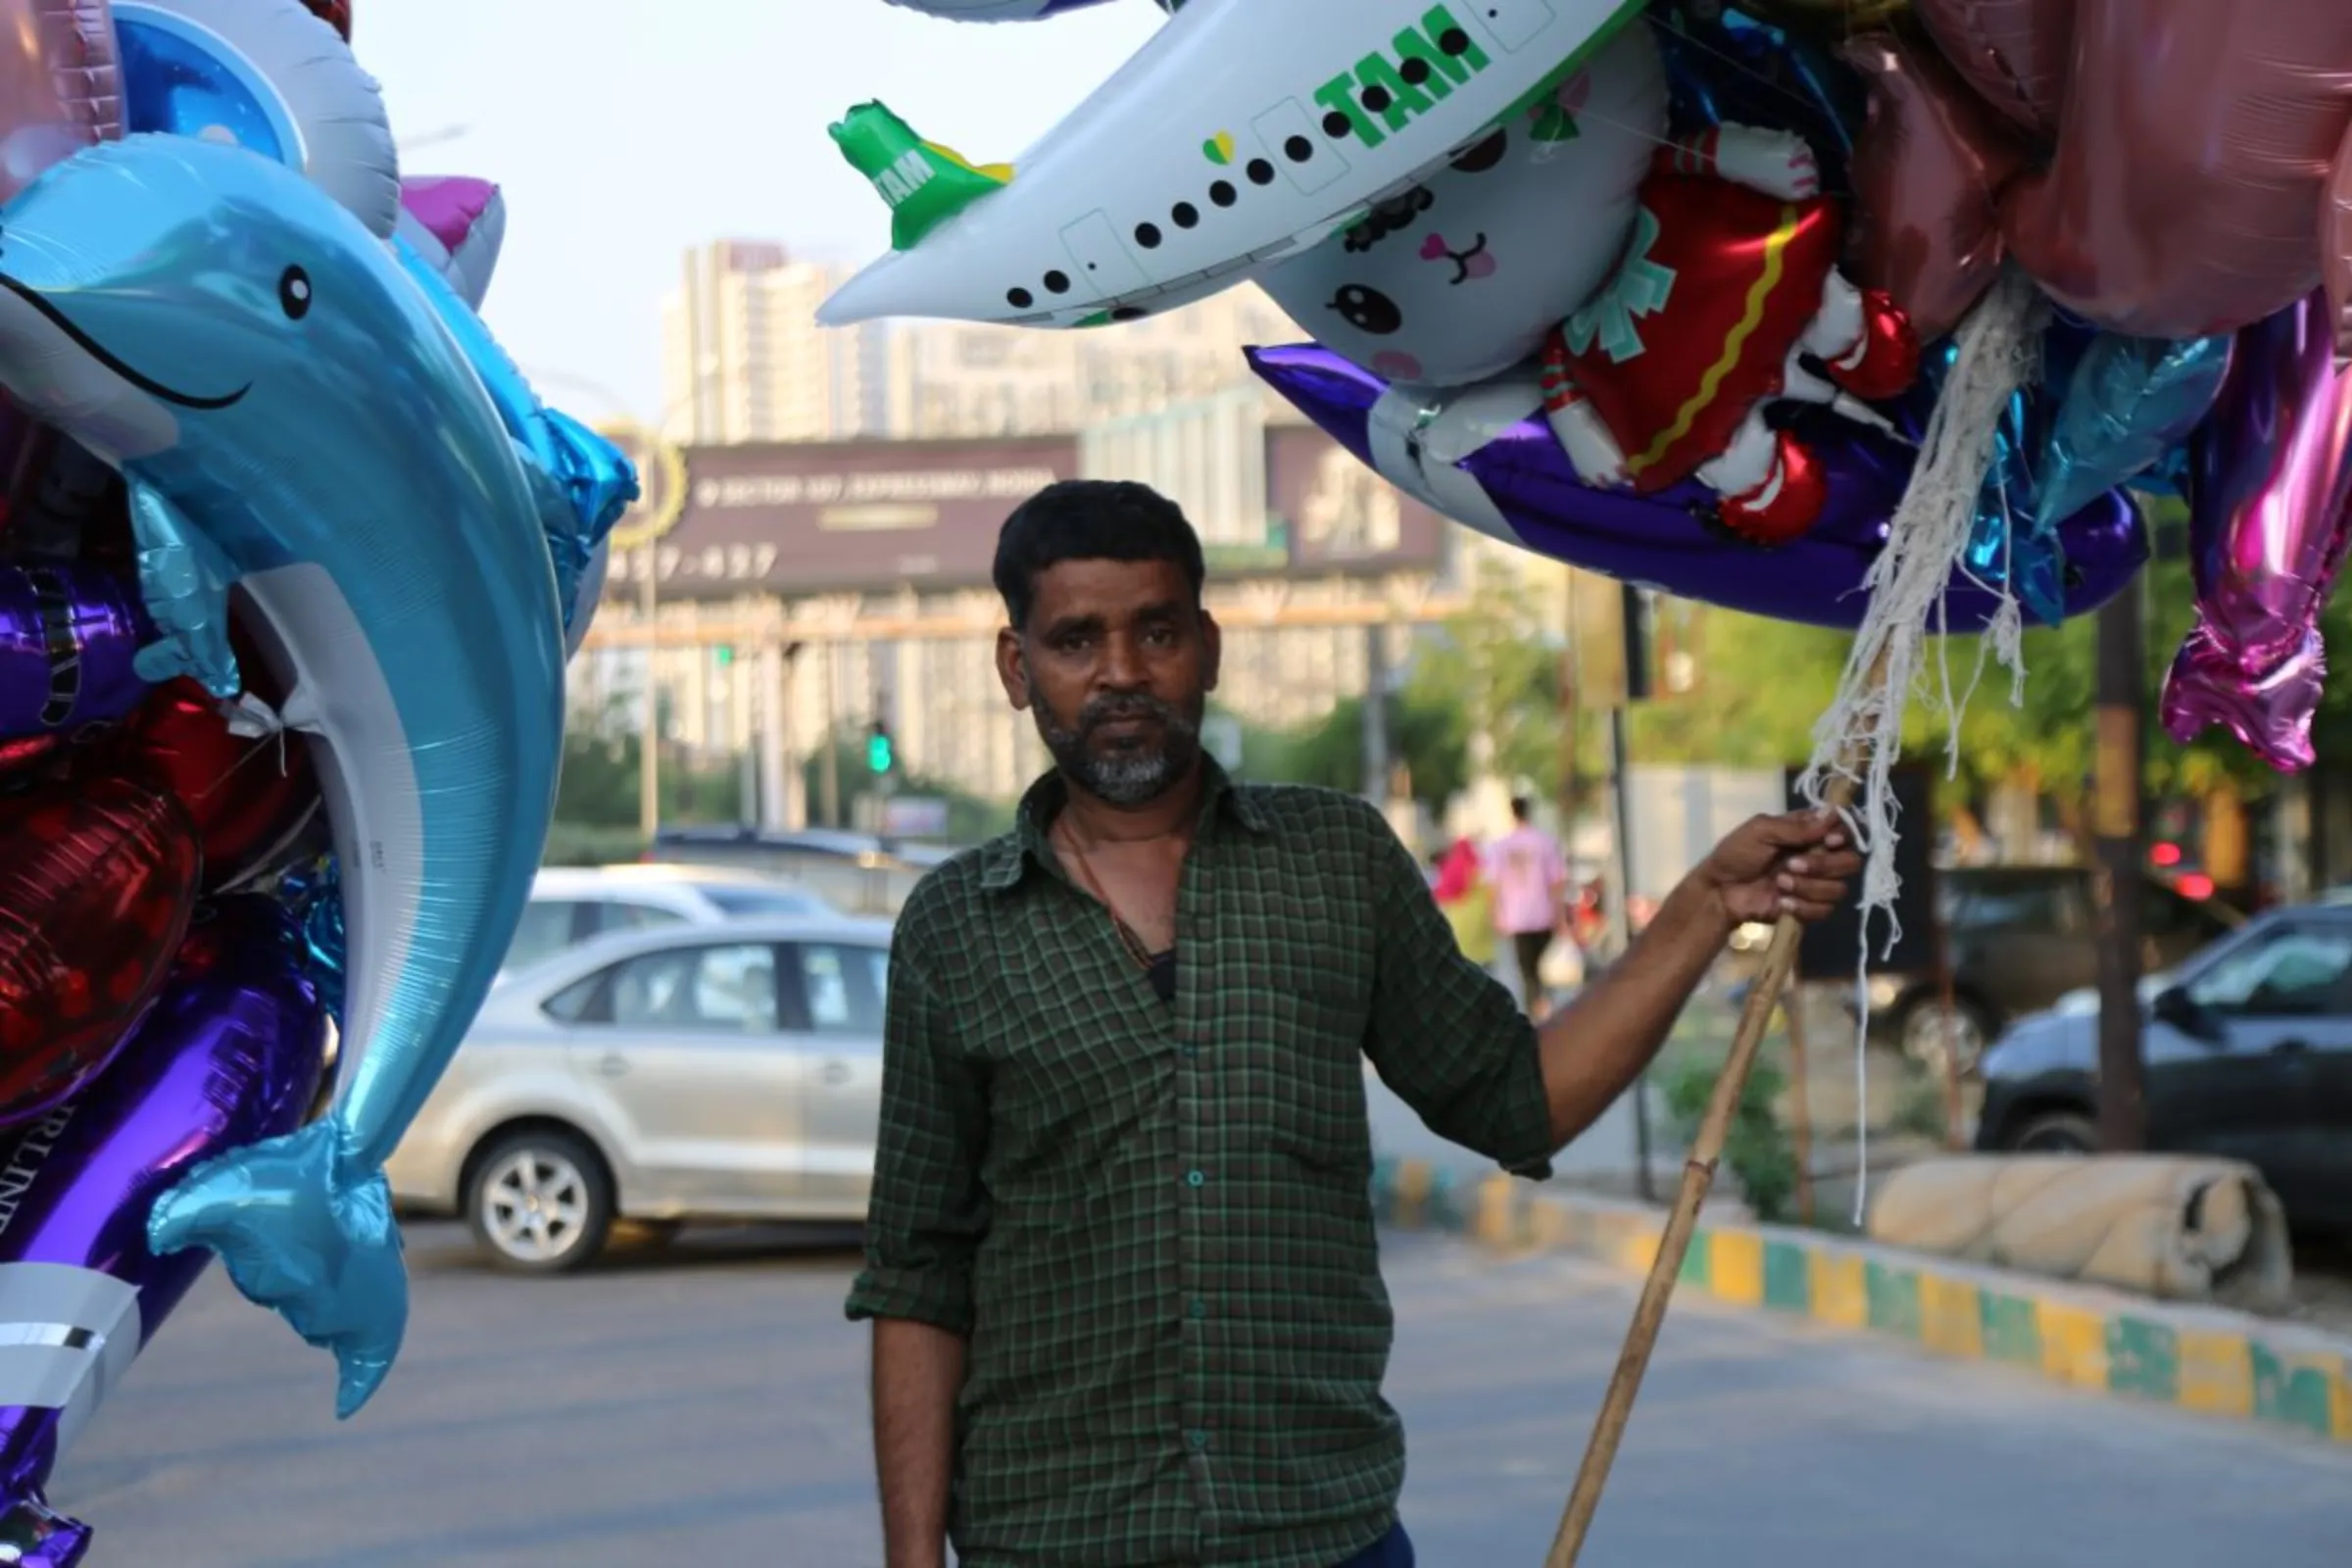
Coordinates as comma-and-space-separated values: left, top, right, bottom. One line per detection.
799, 728, 1015, 843
1621, 491, 2328, 876
1266, 690, 1472, 810
1396, 560, 1568, 801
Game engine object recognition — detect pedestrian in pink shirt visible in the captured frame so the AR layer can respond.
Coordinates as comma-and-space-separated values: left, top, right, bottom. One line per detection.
1487, 797, 1570, 1020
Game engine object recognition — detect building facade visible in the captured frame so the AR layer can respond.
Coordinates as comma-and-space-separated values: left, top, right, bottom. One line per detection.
660, 238, 1308, 446
658, 241, 893, 445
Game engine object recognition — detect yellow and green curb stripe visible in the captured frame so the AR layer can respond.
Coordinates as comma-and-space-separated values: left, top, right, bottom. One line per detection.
1369, 1155, 2352, 1444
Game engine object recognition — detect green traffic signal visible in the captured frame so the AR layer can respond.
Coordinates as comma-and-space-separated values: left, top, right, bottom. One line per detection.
866, 726, 894, 774
714, 645, 734, 666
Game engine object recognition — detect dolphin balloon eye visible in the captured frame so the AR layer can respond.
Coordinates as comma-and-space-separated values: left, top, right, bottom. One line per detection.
1329, 284, 1402, 336
278, 266, 313, 319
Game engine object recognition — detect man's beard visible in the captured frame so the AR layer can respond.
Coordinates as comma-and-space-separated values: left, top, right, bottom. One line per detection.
1034, 691, 1203, 808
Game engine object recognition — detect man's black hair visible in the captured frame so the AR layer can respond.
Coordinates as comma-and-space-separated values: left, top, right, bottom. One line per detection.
1510, 796, 1534, 823
994, 479, 1206, 632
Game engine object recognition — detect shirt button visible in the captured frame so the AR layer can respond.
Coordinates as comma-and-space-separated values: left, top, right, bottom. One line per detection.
1187, 1428, 1211, 1452
1185, 1169, 1205, 1189
1188, 1297, 1208, 1320
1182, 1043, 1200, 1058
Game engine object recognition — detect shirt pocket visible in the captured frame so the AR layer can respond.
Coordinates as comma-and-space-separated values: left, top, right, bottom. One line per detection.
1247, 986, 1373, 1180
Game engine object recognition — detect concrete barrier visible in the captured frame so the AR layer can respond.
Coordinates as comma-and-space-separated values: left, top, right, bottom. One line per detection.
1371, 1156, 2352, 1444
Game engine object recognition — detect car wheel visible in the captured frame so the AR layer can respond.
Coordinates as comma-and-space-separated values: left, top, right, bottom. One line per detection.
2008, 1110, 2098, 1154
466, 1128, 613, 1274
1897, 995, 1994, 1080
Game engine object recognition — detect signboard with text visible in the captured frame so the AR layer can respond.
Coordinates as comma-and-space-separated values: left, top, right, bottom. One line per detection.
612, 427, 1445, 602
607, 436, 1078, 599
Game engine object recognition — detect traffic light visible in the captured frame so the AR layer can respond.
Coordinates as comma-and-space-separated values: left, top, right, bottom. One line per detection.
714, 645, 734, 667
865, 721, 895, 776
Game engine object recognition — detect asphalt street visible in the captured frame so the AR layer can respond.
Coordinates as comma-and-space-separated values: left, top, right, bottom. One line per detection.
46, 1223, 2351, 1567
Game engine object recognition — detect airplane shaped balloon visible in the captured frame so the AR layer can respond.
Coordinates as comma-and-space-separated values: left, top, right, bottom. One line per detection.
821, 0, 1648, 330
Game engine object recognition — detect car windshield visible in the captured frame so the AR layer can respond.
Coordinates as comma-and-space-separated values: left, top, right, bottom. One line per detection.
698, 886, 827, 917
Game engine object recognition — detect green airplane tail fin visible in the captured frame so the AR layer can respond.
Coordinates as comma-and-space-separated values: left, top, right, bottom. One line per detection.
829, 101, 1010, 252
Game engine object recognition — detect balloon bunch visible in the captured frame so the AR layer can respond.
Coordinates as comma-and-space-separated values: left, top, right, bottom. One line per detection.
0, 2, 633, 1558
853, 0, 2352, 767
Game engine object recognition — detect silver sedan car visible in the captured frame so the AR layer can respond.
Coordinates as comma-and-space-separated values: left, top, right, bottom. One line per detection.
385, 913, 893, 1272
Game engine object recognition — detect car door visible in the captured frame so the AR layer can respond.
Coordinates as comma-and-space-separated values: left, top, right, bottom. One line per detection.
562, 940, 803, 1214
1949, 872, 2095, 1020
2155, 920, 2352, 1216
778, 939, 890, 1215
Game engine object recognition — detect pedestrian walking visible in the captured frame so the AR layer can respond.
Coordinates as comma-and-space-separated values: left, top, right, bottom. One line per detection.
1432, 834, 1496, 971
1487, 797, 1571, 1022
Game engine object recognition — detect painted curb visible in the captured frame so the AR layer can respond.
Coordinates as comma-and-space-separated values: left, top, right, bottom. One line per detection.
1371, 1156, 2352, 1444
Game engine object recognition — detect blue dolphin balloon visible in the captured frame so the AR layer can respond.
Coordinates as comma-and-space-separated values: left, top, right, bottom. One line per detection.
0, 133, 567, 1418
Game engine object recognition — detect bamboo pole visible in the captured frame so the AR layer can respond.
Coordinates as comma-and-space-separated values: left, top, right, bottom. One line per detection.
1544, 764, 1861, 1566
1781, 978, 1816, 1227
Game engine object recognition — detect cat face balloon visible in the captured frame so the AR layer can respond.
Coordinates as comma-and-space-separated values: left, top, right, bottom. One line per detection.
1260, 24, 1668, 387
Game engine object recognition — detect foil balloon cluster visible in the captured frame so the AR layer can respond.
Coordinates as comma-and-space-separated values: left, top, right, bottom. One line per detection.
1242, 7, 2158, 632
858, 2, 2352, 755
868, 0, 2352, 777
0, 1, 635, 1559
1828, 1, 2352, 764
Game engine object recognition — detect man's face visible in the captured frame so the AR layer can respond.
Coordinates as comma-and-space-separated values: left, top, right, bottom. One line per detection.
996, 557, 1220, 808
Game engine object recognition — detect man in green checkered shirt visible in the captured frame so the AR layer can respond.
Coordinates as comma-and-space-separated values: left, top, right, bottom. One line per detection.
849, 481, 1858, 1568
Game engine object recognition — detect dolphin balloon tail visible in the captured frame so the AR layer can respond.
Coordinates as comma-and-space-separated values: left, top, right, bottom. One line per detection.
146, 1116, 406, 1419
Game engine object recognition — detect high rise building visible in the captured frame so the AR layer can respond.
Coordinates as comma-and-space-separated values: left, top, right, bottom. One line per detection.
658, 241, 892, 445
659, 239, 1310, 447
889, 281, 1307, 439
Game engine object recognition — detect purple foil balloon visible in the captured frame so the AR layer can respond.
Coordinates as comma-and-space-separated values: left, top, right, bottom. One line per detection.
1247, 342, 2149, 631
2161, 291, 2352, 771
0, 562, 153, 743
0, 896, 328, 1566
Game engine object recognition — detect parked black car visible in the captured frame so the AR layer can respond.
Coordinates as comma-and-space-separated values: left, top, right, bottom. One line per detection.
1857, 866, 2239, 1077
1974, 903, 2352, 1229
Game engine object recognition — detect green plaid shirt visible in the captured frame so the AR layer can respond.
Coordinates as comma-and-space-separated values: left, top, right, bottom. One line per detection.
847, 761, 1553, 1568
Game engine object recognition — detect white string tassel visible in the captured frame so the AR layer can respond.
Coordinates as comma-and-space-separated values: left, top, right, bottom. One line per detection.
1796, 265, 2047, 1224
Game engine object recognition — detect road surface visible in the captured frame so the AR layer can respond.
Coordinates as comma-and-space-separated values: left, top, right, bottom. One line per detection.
49, 1225, 2350, 1566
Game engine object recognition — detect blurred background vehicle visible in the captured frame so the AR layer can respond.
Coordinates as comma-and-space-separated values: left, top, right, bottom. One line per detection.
503, 863, 839, 974
1974, 900, 2352, 1230
646, 824, 957, 917
1849, 866, 2241, 1080
392, 912, 892, 1271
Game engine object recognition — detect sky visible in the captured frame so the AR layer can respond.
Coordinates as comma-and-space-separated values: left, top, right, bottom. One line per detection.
357, 0, 1166, 423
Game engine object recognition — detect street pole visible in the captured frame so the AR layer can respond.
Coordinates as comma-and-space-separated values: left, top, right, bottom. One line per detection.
637, 551, 660, 842
819, 643, 842, 829
2091, 569, 2148, 1151
1615, 581, 1656, 1202
1360, 623, 1391, 806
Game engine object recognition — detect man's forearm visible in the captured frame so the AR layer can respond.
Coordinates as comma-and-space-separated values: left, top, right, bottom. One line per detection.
1534, 871, 1733, 1147
872, 1317, 967, 1568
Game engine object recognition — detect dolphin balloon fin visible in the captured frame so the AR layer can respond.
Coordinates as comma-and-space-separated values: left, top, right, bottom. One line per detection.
125, 481, 241, 697
393, 238, 635, 631
146, 1119, 406, 1418
830, 101, 1012, 251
